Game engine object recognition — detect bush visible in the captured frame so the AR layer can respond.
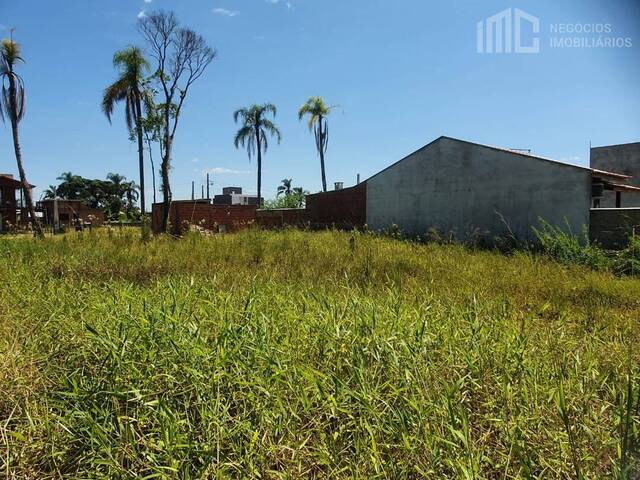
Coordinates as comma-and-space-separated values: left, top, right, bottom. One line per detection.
613, 235, 640, 276
534, 220, 612, 271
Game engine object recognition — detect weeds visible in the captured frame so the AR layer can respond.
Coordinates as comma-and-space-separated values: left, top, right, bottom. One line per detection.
0, 228, 639, 478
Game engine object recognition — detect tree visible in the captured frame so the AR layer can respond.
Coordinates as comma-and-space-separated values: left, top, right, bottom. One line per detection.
55, 172, 86, 199
298, 96, 337, 192
0, 38, 43, 237
233, 104, 281, 208
138, 91, 164, 205
277, 178, 293, 197
43, 185, 58, 200
123, 180, 140, 218
48, 172, 140, 221
102, 46, 149, 215
139, 11, 216, 232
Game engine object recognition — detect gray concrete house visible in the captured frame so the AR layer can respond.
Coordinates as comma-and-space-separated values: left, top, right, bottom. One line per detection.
365, 136, 598, 242
303, 136, 640, 246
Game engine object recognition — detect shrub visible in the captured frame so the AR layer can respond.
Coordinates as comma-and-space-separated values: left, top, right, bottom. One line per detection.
534, 220, 612, 271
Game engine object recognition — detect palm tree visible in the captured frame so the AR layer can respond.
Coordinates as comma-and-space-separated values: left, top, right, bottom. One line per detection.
298, 96, 337, 193
102, 46, 149, 215
277, 178, 293, 197
0, 38, 43, 237
123, 181, 140, 218
43, 185, 58, 200
233, 104, 281, 207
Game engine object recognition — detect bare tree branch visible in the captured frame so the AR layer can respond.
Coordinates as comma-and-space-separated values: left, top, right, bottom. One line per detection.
137, 10, 216, 232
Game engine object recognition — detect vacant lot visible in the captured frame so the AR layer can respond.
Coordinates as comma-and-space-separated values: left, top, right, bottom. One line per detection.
0, 229, 638, 478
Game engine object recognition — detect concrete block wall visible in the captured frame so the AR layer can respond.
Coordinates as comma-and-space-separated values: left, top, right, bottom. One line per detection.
591, 142, 640, 208
590, 208, 640, 249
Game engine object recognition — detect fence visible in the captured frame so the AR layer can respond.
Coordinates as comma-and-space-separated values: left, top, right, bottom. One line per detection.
590, 208, 640, 249
151, 202, 257, 234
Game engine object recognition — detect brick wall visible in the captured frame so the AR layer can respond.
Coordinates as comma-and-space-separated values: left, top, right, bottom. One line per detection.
256, 208, 308, 228
305, 183, 366, 229
590, 208, 640, 249
152, 202, 257, 234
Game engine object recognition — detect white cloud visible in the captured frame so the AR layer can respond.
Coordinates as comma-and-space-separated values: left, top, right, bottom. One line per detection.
203, 167, 252, 175
267, 0, 293, 8
192, 157, 200, 163
137, 10, 146, 19
144, 0, 153, 3
213, 8, 240, 17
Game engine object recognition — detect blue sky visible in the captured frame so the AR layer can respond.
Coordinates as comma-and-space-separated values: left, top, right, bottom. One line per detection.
1, 0, 639, 201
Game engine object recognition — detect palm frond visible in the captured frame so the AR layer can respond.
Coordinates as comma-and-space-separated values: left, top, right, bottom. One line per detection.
263, 103, 277, 117
102, 77, 130, 124
1, 39, 24, 67
14, 74, 25, 122
113, 46, 150, 74
234, 125, 255, 160
0, 82, 9, 124
0, 47, 27, 124
261, 119, 282, 144
233, 108, 249, 124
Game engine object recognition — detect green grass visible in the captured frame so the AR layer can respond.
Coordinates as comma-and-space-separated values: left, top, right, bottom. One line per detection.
0, 228, 639, 478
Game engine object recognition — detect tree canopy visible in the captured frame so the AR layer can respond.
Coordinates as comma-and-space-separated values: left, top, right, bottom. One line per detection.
45, 172, 140, 220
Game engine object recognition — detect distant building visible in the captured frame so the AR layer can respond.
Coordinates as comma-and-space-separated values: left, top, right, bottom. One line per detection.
213, 187, 262, 206
0, 174, 26, 231
38, 199, 104, 228
590, 142, 640, 208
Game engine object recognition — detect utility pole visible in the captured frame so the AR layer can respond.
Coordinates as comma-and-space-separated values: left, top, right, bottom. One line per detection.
201, 185, 205, 199
206, 173, 210, 200
191, 181, 195, 200
357, 173, 360, 184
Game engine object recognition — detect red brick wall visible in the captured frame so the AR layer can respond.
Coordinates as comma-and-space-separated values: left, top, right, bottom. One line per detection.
256, 208, 308, 228
305, 183, 367, 228
152, 202, 257, 234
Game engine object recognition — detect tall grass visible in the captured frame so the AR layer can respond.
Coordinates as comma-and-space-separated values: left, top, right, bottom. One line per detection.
0, 228, 639, 478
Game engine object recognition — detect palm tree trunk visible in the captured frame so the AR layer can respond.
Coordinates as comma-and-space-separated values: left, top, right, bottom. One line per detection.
318, 116, 327, 192
319, 143, 327, 193
256, 127, 262, 208
134, 90, 145, 216
8, 74, 42, 238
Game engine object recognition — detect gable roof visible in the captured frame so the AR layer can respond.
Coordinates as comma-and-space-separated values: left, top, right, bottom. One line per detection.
0, 174, 35, 189
442, 136, 592, 172
363, 136, 592, 185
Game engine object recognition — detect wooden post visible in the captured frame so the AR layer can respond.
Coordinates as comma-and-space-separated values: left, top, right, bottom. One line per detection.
191, 181, 195, 200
